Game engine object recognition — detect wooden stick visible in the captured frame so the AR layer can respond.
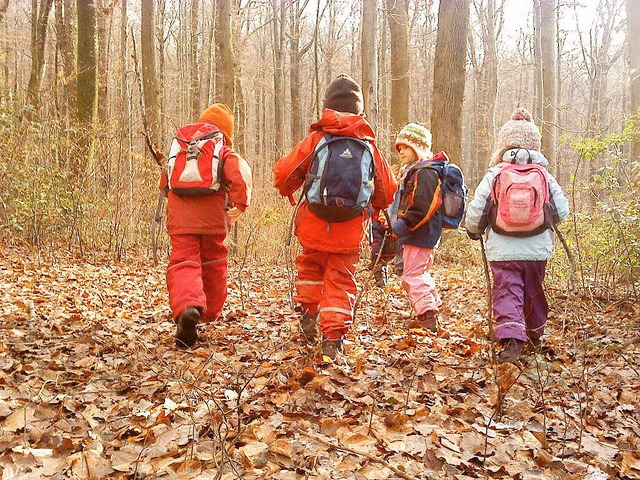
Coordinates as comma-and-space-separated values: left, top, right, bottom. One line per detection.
298, 429, 428, 480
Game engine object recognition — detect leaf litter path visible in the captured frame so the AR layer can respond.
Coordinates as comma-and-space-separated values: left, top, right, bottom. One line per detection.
0, 246, 638, 479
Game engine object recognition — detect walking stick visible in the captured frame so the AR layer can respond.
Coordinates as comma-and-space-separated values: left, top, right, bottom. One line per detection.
552, 224, 577, 292
479, 235, 496, 362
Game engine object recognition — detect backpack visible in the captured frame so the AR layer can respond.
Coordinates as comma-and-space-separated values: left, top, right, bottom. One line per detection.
481, 148, 556, 237
303, 134, 375, 222
160, 122, 225, 196
430, 152, 467, 229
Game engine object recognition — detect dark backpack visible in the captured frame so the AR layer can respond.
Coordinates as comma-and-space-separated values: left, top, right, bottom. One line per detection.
303, 134, 375, 222
429, 152, 468, 229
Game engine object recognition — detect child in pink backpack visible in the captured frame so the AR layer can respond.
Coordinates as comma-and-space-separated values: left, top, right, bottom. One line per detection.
465, 108, 569, 363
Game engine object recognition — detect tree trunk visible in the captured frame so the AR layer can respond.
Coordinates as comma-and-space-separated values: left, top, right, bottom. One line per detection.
96, 0, 111, 125
472, 0, 498, 187
54, 0, 75, 117
0, 0, 9, 96
271, 0, 285, 158
26, 0, 54, 112
628, 0, 640, 179
540, 0, 557, 168
386, 0, 409, 140
141, 0, 160, 143
361, 0, 378, 132
77, 0, 97, 125
431, 0, 470, 162
190, 0, 200, 118
533, 0, 543, 123
289, 0, 308, 143
215, 0, 235, 108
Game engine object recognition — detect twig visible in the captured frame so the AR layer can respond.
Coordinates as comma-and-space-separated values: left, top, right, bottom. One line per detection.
298, 429, 426, 480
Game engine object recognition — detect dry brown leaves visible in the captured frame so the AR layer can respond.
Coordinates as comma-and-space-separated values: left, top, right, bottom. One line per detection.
0, 245, 638, 479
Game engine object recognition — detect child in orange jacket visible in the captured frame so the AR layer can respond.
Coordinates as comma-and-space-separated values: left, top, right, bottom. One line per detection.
273, 74, 397, 360
164, 103, 252, 348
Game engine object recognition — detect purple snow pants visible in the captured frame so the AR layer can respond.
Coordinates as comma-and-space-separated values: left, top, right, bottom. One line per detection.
490, 260, 548, 343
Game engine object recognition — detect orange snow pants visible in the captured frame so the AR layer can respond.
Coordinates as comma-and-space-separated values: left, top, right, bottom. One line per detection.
294, 248, 359, 340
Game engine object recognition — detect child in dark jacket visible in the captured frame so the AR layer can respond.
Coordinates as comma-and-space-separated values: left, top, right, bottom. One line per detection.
391, 123, 445, 332
164, 103, 252, 348
273, 74, 397, 360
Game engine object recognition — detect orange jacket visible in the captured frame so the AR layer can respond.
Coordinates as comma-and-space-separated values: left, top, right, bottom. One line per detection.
166, 145, 252, 236
273, 109, 397, 253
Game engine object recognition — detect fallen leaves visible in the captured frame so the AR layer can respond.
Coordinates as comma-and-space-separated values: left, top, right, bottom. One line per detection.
0, 247, 638, 479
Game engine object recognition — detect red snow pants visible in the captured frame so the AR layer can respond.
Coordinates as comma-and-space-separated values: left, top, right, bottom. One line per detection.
294, 248, 359, 340
167, 233, 228, 323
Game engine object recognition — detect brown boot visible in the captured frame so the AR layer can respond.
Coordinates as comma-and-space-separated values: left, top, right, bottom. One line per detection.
498, 338, 523, 364
296, 306, 319, 344
415, 310, 438, 333
321, 336, 344, 361
176, 307, 200, 348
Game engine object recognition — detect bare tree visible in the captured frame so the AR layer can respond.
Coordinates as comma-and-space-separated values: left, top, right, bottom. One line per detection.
540, 0, 557, 168
190, 0, 201, 117
77, 0, 97, 125
271, 0, 285, 157
386, 0, 409, 140
215, 0, 235, 107
627, 0, 640, 174
469, 0, 500, 185
431, 0, 470, 162
26, 0, 54, 111
141, 0, 161, 141
361, 0, 378, 131
54, 0, 75, 117
289, 0, 312, 142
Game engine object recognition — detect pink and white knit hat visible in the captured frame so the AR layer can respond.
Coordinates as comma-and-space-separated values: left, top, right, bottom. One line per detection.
495, 107, 541, 152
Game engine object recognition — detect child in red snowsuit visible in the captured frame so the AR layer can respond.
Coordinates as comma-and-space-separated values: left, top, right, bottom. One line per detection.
164, 103, 252, 348
273, 74, 397, 360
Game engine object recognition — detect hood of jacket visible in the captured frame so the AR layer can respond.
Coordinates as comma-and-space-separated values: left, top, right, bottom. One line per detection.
310, 109, 376, 141
493, 148, 549, 168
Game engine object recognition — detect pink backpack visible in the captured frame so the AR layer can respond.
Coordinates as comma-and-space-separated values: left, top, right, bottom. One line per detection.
484, 153, 556, 237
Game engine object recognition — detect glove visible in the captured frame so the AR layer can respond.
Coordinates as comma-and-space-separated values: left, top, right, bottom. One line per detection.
227, 207, 244, 223
466, 228, 482, 241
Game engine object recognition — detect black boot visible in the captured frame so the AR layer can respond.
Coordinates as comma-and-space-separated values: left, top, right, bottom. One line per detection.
175, 307, 200, 348
498, 338, 523, 364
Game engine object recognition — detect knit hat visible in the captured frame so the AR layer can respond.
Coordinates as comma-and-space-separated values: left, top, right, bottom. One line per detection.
495, 107, 541, 154
323, 74, 364, 115
198, 103, 234, 146
395, 123, 433, 160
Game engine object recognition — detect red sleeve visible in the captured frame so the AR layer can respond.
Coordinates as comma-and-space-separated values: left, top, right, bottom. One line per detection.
371, 144, 398, 209
273, 133, 321, 196
222, 148, 252, 208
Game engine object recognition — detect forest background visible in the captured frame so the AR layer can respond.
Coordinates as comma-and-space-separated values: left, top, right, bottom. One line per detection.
1, 0, 639, 301
1, 1, 640, 478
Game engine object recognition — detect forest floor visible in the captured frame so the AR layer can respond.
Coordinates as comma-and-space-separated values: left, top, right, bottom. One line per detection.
0, 244, 639, 480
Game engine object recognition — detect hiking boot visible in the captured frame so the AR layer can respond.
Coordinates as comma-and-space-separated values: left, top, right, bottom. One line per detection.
415, 310, 438, 333
300, 311, 320, 344
175, 307, 200, 348
498, 338, 523, 364
321, 337, 344, 361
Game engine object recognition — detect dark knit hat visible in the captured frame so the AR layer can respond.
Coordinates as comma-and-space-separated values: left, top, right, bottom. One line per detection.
323, 74, 364, 115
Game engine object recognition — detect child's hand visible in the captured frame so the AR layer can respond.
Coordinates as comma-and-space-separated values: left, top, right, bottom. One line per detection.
227, 207, 244, 223
391, 163, 401, 177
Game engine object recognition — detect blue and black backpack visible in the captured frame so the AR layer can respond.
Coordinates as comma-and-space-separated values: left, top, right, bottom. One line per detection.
429, 152, 468, 229
303, 134, 375, 223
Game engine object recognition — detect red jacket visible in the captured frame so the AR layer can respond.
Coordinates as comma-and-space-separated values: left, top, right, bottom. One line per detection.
273, 109, 397, 253
166, 144, 252, 236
